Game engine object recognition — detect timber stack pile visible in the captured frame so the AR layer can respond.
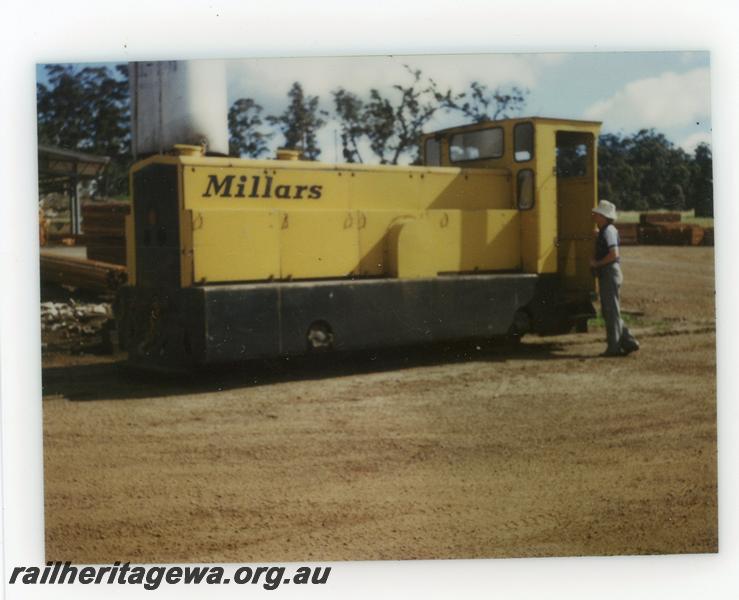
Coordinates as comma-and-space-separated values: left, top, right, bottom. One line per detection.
82, 202, 130, 265
641, 222, 705, 246
636, 212, 706, 246
639, 212, 682, 226
615, 223, 639, 245
40, 253, 127, 295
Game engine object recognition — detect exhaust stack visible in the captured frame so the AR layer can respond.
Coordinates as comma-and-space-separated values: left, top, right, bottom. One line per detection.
129, 60, 229, 158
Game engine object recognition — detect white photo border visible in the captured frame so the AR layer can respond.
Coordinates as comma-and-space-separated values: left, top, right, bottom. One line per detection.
1, 1, 736, 599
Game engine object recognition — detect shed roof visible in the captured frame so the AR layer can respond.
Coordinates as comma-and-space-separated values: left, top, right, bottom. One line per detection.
38, 145, 110, 181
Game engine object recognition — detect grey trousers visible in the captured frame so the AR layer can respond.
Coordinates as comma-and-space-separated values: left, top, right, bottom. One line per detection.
599, 263, 624, 353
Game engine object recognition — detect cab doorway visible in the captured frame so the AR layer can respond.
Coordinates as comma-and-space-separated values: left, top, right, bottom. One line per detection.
555, 131, 596, 301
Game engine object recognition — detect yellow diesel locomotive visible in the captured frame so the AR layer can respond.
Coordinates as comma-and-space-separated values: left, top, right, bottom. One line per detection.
117, 116, 600, 368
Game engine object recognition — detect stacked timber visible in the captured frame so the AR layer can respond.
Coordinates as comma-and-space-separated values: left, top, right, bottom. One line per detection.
637, 212, 680, 244
637, 225, 659, 244
639, 212, 682, 225
82, 202, 130, 265
636, 212, 705, 246
615, 223, 639, 245
703, 227, 714, 246
657, 223, 703, 245
40, 253, 127, 294
639, 222, 704, 245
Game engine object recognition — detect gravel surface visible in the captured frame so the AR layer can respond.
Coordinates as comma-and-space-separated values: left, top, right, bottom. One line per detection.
42, 246, 717, 562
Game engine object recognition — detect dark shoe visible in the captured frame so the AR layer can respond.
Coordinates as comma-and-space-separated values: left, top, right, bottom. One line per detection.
599, 349, 625, 357
621, 337, 640, 354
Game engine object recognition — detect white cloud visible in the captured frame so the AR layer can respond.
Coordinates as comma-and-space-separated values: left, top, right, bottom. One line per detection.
583, 68, 710, 131
224, 53, 560, 163
680, 131, 712, 153
398, 53, 561, 91
225, 53, 556, 113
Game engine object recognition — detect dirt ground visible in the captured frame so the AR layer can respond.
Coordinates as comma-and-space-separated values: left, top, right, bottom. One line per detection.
42, 246, 718, 563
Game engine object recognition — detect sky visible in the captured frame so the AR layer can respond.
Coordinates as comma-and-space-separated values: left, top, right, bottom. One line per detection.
225, 52, 712, 158
37, 51, 711, 162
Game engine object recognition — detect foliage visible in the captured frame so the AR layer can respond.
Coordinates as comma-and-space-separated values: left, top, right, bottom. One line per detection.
691, 143, 713, 217
228, 98, 272, 158
597, 129, 711, 213
431, 80, 528, 123
266, 82, 326, 160
597, 133, 644, 210
556, 142, 588, 178
364, 68, 440, 165
332, 67, 439, 165
331, 67, 529, 165
331, 89, 365, 163
37, 64, 131, 196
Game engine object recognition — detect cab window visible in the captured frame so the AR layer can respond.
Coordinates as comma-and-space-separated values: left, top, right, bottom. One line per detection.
556, 143, 588, 177
514, 122, 534, 162
517, 169, 535, 209
424, 138, 441, 166
449, 128, 503, 162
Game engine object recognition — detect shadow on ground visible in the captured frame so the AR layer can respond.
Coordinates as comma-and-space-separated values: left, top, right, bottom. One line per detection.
41, 338, 596, 402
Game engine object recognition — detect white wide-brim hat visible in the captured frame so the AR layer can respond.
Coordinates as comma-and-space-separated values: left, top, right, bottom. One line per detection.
592, 199, 617, 221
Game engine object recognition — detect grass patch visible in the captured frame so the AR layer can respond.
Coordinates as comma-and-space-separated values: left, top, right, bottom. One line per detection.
588, 313, 674, 333
588, 312, 645, 329
651, 320, 673, 333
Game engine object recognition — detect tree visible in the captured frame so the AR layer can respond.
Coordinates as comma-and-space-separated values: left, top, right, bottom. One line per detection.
332, 67, 530, 165
665, 183, 686, 211
228, 98, 271, 158
597, 129, 704, 212
597, 133, 642, 210
83, 65, 130, 158
267, 82, 326, 160
432, 80, 528, 123
331, 67, 439, 165
691, 143, 713, 217
627, 129, 693, 210
332, 89, 365, 163
37, 65, 89, 150
37, 63, 131, 196
364, 67, 439, 165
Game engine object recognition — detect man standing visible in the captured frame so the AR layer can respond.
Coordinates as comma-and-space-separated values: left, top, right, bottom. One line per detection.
590, 200, 640, 357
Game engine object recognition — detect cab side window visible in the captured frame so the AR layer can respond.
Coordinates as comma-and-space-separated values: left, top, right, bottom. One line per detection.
556, 142, 588, 177
449, 128, 503, 163
517, 169, 535, 210
425, 138, 441, 166
514, 122, 534, 162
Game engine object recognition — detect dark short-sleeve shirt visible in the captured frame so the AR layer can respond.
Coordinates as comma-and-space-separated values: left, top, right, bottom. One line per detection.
596, 223, 620, 262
